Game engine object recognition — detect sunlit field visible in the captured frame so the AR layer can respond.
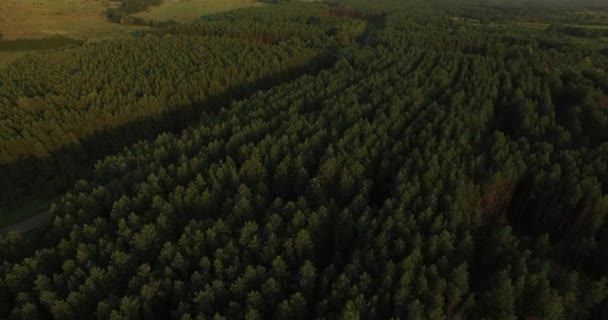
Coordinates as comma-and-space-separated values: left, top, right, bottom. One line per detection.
132, 0, 265, 22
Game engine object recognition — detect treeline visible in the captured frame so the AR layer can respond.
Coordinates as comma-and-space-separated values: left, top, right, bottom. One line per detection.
2, 2, 608, 319
258, 0, 291, 4
0, 35, 83, 52
150, 3, 367, 45
0, 4, 366, 206
107, 0, 163, 23
545, 24, 608, 39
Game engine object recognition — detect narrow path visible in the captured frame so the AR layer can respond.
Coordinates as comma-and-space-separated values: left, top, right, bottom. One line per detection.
362, 22, 378, 46
359, 14, 386, 47
1, 212, 49, 234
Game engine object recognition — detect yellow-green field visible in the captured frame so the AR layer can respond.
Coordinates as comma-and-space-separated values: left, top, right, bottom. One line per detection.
132, 0, 265, 23
0, 0, 145, 40
0, 0, 145, 67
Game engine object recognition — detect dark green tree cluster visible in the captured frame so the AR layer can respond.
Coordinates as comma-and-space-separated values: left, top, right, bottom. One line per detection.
545, 24, 608, 39
0, 4, 366, 205
0, 35, 83, 52
107, 0, 163, 23
1, 1, 608, 319
258, 0, 291, 4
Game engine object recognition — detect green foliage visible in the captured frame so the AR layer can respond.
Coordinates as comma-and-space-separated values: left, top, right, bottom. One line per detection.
1, 1, 608, 319
107, 0, 163, 23
0, 4, 366, 205
0, 35, 83, 52
258, 0, 291, 4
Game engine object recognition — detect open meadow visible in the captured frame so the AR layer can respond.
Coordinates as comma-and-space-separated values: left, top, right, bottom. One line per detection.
0, 0, 143, 66
0, 0, 269, 67
0, 0, 142, 40
132, 0, 265, 23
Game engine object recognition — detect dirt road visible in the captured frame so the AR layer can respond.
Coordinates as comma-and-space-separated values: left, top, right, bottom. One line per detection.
1, 212, 50, 234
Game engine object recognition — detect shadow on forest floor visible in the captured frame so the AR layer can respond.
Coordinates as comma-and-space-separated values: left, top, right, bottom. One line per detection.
0, 13, 386, 232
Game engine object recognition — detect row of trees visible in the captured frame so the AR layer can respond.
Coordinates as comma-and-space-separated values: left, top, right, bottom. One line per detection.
0, 35, 83, 52
2, 2, 608, 318
545, 24, 608, 39
149, 3, 367, 46
107, 0, 163, 23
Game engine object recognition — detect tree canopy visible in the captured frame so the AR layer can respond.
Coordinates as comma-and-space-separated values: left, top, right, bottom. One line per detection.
1, 1, 608, 319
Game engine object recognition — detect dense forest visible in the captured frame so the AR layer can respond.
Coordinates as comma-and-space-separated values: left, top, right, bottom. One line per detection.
1, 0, 608, 319
0, 4, 366, 203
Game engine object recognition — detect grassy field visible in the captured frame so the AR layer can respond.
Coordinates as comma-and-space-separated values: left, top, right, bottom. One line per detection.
0, 0, 146, 67
0, 0, 146, 40
131, 0, 265, 23
0, 0, 267, 66
0, 0, 142, 67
